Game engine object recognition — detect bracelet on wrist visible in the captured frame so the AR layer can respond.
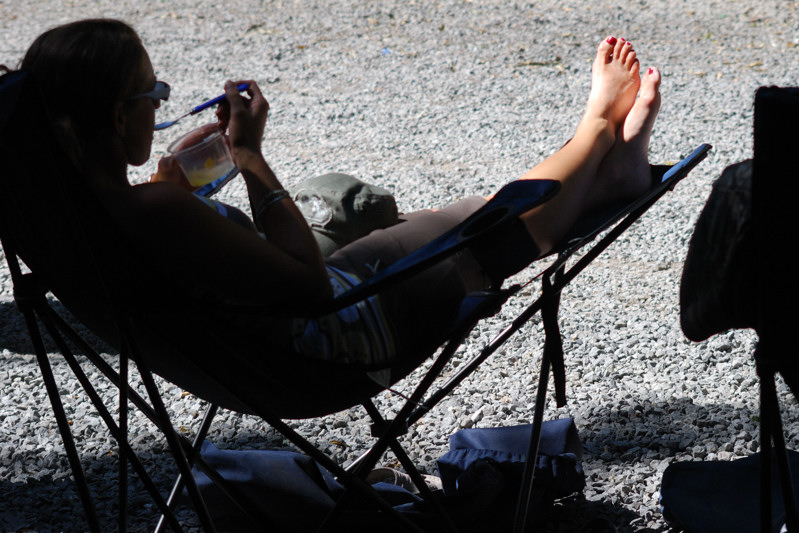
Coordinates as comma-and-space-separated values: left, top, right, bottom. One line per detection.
255, 189, 291, 219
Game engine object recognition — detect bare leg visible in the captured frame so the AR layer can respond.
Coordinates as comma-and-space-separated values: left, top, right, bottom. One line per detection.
513, 37, 642, 254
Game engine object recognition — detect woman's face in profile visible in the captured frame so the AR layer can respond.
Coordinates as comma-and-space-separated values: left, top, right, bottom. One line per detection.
120, 52, 158, 166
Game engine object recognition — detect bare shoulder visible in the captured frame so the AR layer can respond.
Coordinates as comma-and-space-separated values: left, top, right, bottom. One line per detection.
126, 182, 203, 215
103, 182, 218, 234
95, 181, 328, 309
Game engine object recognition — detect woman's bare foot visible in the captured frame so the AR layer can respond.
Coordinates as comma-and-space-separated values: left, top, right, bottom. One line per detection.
513, 38, 648, 254
596, 66, 662, 199
578, 36, 641, 139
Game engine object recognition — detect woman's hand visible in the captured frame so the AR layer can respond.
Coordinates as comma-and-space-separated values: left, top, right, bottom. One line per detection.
149, 123, 223, 192
215, 80, 269, 162
149, 155, 198, 191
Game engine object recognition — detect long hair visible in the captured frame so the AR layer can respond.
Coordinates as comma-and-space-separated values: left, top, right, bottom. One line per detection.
20, 19, 146, 149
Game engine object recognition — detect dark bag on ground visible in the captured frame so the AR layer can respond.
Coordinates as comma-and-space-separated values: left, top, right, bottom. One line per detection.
435, 417, 585, 532
660, 452, 799, 533
680, 159, 758, 342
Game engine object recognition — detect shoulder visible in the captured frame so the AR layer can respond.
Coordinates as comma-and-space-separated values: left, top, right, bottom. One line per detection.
110, 182, 225, 230
128, 181, 201, 212
97, 182, 252, 249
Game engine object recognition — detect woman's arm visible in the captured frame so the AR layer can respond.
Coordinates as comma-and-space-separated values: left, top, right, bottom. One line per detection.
127, 182, 332, 315
220, 80, 325, 269
121, 80, 331, 314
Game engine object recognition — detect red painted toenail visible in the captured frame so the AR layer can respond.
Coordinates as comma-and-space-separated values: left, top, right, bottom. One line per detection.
606, 36, 617, 45
647, 67, 654, 75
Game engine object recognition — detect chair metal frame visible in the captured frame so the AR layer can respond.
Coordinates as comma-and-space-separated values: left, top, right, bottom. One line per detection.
1, 68, 710, 532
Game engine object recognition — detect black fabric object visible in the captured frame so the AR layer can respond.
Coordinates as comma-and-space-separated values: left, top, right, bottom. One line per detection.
192, 442, 429, 532
680, 159, 757, 342
753, 86, 799, 398
660, 452, 799, 533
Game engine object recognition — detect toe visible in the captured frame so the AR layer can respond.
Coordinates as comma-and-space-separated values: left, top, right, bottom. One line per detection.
598, 36, 616, 61
625, 49, 639, 70
612, 38, 625, 59
645, 66, 661, 85
618, 40, 633, 61
640, 67, 662, 100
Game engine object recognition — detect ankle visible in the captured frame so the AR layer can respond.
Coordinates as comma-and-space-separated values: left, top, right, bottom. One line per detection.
576, 117, 616, 151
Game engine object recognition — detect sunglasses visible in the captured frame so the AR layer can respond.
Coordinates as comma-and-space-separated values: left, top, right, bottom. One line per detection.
128, 81, 171, 108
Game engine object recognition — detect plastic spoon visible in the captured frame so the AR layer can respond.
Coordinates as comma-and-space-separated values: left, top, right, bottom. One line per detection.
154, 83, 249, 131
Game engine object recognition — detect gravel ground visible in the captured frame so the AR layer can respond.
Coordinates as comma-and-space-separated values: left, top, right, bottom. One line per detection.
3, 1, 799, 531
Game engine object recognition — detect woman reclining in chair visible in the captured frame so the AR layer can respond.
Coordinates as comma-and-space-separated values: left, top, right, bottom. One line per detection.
15, 19, 661, 369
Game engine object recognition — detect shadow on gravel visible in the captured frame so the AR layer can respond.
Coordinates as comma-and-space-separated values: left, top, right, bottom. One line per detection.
578, 396, 769, 460
0, 448, 191, 533
546, 495, 644, 533
0, 299, 115, 354
1, 399, 771, 532
0, 477, 90, 533
0, 301, 32, 354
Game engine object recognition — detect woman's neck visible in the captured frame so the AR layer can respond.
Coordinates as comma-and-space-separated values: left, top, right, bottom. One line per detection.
82, 138, 130, 189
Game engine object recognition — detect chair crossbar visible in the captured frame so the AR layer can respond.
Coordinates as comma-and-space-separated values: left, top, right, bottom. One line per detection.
324, 320, 481, 531
345, 320, 478, 479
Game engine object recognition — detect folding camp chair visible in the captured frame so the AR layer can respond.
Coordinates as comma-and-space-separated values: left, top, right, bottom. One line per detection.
0, 68, 710, 532
661, 87, 799, 533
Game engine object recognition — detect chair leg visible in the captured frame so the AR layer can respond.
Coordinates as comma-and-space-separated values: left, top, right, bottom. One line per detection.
35, 305, 188, 532
512, 340, 552, 533
155, 403, 219, 533
757, 353, 799, 533
7, 270, 101, 531
119, 342, 129, 533
129, 336, 218, 533
22, 308, 102, 533
514, 265, 565, 533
